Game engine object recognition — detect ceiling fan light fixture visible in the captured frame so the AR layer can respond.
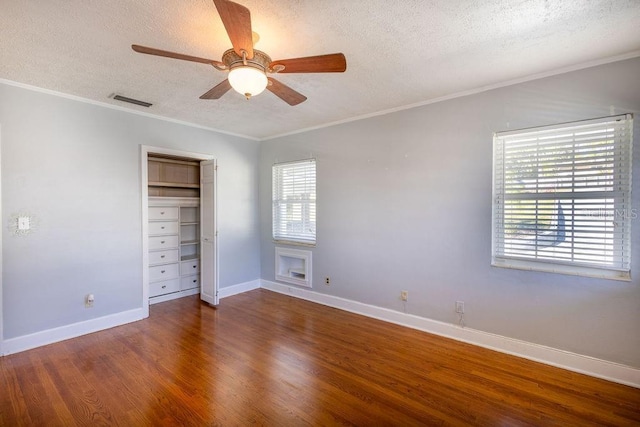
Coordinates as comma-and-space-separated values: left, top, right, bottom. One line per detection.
228, 66, 268, 99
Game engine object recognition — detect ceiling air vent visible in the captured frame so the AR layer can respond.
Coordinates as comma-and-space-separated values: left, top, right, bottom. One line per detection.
111, 94, 153, 108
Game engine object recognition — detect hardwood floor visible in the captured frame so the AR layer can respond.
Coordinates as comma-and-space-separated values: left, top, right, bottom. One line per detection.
1, 289, 639, 426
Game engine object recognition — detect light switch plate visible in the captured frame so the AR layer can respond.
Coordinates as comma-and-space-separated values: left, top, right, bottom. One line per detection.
9, 212, 38, 236
18, 216, 30, 230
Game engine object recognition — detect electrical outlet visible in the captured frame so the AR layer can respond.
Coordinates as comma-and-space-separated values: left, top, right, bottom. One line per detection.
455, 301, 464, 314
401, 290, 409, 301
325, 277, 330, 285
85, 294, 94, 308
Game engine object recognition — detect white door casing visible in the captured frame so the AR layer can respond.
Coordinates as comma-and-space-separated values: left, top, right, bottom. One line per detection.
140, 145, 217, 314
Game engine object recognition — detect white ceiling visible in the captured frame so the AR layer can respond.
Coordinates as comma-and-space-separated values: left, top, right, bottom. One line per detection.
1, 0, 639, 140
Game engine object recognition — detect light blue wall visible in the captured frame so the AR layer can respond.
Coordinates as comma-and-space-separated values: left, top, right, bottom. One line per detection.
0, 83, 261, 339
259, 57, 640, 368
3, 58, 639, 368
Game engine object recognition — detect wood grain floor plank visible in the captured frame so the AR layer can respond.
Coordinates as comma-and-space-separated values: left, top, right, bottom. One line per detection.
1, 289, 639, 426
0, 357, 34, 426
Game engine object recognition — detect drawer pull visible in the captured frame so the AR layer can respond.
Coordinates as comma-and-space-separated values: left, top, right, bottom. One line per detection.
193, 265, 197, 269
193, 279, 197, 283
162, 285, 166, 289
160, 211, 165, 215
161, 270, 166, 273
161, 226, 165, 229
161, 241, 165, 244
160, 255, 165, 259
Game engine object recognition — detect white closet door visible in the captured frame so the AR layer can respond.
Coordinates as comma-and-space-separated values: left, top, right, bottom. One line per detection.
200, 160, 218, 306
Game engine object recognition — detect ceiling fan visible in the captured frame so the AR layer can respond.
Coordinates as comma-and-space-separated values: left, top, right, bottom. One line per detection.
132, 0, 347, 106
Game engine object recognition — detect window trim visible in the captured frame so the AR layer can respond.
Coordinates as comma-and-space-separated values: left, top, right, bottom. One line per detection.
491, 114, 633, 281
272, 158, 317, 246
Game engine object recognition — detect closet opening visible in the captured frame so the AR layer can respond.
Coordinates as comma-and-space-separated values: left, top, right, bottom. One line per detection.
141, 146, 218, 317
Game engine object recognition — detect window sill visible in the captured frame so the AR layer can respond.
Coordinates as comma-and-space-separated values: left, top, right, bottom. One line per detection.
492, 258, 631, 282
273, 240, 316, 248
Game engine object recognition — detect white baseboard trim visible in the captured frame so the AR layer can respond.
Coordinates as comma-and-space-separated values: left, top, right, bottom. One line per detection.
219, 279, 261, 299
149, 288, 200, 305
2, 307, 146, 356
0, 279, 262, 356
260, 280, 640, 388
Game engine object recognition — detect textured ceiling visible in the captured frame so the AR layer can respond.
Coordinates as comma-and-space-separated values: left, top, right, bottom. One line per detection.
1, 0, 639, 140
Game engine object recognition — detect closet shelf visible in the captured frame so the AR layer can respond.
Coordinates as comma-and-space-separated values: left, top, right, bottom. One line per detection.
180, 240, 199, 245
149, 181, 200, 189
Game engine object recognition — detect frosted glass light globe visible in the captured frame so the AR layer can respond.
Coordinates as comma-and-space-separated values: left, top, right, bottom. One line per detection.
228, 66, 268, 99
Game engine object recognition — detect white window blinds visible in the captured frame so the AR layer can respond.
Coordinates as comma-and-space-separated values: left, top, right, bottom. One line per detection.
492, 114, 633, 280
272, 159, 316, 245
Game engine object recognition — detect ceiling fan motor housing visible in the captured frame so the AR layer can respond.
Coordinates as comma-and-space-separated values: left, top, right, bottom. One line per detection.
222, 48, 272, 73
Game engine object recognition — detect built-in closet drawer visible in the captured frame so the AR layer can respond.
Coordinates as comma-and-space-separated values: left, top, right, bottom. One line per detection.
149, 206, 179, 221
149, 263, 179, 282
148, 221, 179, 235
181, 275, 200, 290
150, 279, 180, 297
148, 194, 202, 301
181, 259, 200, 275
149, 249, 179, 265
149, 235, 179, 251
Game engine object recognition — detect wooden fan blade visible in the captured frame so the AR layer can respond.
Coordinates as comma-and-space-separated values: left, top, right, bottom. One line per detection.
266, 78, 307, 106
270, 53, 346, 73
200, 79, 232, 99
132, 45, 225, 68
213, 0, 254, 59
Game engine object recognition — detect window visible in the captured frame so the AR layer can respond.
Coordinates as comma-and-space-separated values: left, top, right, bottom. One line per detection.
272, 159, 316, 245
492, 115, 633, 280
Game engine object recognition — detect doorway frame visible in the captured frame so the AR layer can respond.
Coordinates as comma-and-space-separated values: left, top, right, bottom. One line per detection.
140, 145, 217, 317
